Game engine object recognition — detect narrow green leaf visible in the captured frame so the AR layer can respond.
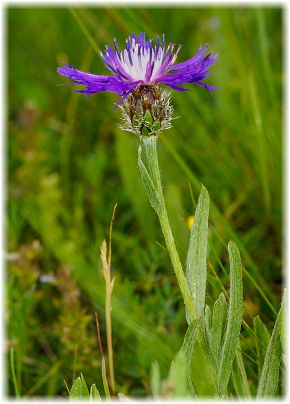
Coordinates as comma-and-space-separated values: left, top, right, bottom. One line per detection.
202, 295, 228, 372
218, 241, 243, 396
257, 294, 285, 397
70, 374, 90, 398
160, 135, 277, 316
165, 183, 190, 263
186, 185, 209, 319
201, 295, 228, 394
187, 337, 216, 397
202, 305, 212, 353
168, 350, 188, 397
80, 373, 90, 396
90, 384, 101, 400
231, 344, 251, 398
137, 144, 161, 214
253, 315, 270, 376
181, 320, 199, 396
101, 357, 111, 399
150, 361, 160, 398
181, 320, 200, 364
211, 293, 228, 368
69, 377, 83, 398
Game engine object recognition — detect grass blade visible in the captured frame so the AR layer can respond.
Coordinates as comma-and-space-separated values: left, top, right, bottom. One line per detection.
218, 241, 243, 396
10, 347, 20, 398
257, 294, 284, 397
26, 360, 62, 396
186, 185, 210, 319
278, 291, 285, 352
69, 8, 100, 55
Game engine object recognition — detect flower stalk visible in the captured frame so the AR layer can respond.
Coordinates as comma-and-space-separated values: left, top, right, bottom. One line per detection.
138, 135, 195, 321
57, 29, 218, 325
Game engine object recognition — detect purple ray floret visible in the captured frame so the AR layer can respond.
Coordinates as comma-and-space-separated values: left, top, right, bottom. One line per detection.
57, 33, 218, 104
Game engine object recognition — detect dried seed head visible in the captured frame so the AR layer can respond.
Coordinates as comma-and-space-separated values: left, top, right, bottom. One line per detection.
119, 84, 174, 137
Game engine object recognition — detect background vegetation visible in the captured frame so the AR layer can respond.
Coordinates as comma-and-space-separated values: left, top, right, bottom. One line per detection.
7, 5, 282, 397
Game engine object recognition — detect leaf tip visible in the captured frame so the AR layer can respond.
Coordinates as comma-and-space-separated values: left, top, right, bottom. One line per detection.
227, 240, 240, 255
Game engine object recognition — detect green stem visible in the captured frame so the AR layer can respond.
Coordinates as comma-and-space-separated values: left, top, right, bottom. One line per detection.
141, 136, 195, 320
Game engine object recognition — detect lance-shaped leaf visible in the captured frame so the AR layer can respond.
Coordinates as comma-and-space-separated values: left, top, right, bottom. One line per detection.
253, 315, 270, 377
202, 294, 228, 374
90, 384, 101, 400
211, 292, 228, 368
201, 294, 229, 396
218, 241, 243, 396
186, 185, 210, 320
231, 343, 251, 398
181, 320, 200, 396
257, 293, 285, 397
69, 374, 90, 399
168, 350, 189, 397
202, 305, 212, 355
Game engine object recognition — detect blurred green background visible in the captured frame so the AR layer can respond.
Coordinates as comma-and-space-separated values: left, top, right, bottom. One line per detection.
7, 5, 282, 397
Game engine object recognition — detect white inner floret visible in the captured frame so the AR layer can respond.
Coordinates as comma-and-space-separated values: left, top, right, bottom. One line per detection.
117, 39, 176, 83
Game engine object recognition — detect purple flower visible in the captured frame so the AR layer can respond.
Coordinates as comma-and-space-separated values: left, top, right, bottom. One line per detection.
57, 32, 218, 106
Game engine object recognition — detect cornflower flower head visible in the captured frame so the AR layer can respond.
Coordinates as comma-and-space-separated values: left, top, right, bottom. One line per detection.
57, 32, 218, 136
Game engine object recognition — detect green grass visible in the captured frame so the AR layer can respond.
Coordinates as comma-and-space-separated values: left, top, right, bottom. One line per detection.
7, 5, 282, 398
